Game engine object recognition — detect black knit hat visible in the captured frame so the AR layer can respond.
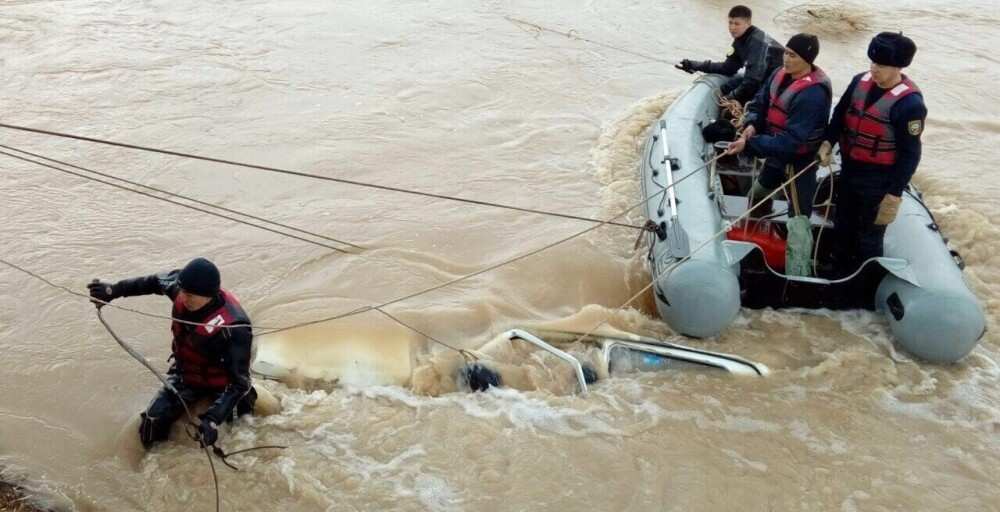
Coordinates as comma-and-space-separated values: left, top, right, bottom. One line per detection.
786, 33, 820, 64
178, 257, 221, 297
868, 32, 916, 68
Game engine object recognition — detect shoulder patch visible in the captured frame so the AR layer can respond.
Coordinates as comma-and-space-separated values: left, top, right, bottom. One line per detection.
908, 120, 923, 136
727, 46, 735, 57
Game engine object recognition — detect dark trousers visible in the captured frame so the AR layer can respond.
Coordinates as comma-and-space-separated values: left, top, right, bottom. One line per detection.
139, 375, 255, 448
832, 169, 893, 274
757, 160, 817, 218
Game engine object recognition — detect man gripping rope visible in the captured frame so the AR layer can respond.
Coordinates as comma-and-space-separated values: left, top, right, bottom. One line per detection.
88, 257, 256, 449
726, 33, 832, 277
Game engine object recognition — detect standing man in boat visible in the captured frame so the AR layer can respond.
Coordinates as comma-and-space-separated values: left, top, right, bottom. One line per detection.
88, 257, 256, 449
725, 33, 832, 277
676, 5, 784, 105
818, 32, 926, 275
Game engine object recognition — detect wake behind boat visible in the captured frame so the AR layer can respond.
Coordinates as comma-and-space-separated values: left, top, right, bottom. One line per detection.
639, 74, 986, 363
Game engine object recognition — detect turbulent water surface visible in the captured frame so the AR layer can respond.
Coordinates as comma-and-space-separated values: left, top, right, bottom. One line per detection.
1, 1, 998, 510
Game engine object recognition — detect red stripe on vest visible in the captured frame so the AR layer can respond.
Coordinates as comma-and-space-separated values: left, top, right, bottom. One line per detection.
764, 67, 832, 155
841, 72, 920, 166
170, 290, 245, 390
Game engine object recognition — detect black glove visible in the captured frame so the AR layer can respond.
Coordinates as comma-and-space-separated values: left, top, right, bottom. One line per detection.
87, 279, 119, 306
198, 417, 218, 447
676, 59, 696, 74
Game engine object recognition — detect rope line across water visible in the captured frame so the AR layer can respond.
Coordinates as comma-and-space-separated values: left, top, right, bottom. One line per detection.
0, 122, 641, 230
0, 148, 360, 254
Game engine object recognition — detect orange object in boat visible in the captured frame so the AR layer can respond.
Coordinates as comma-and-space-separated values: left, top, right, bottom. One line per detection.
726, 220, 786, 270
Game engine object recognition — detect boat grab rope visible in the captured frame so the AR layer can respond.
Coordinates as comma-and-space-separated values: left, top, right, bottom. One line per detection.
0, 122, 642, 231
563, 160, 821, 347
714, 91, 746, 129
503, 16, 675, 65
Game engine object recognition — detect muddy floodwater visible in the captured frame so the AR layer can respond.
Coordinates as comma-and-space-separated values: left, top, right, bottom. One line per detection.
1, 1, 998, 510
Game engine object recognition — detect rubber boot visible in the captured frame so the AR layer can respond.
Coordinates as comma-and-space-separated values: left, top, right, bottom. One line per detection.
235, 387, 258, 418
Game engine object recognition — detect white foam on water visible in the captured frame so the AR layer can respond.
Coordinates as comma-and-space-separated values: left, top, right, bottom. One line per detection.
840, 490, 871, 512
759, 308, 809, 328
276, 456, 297, 495
721, 448, 768, 473
344, 382, 628, 438
788, 419, 848, 456
772, 384, 808, 402
412, 474, 461, 512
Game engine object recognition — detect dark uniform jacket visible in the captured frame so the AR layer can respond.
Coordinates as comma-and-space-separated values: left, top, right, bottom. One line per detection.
744, 67, 832, 167
115, 270, 253, 424
826, 72, 928, 196
690, 25, 784, 104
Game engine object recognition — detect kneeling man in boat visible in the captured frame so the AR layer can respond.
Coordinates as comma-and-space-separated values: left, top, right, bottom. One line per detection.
88, 257, 255, 449
818, 32, 926, 276
725, 33, 832, 277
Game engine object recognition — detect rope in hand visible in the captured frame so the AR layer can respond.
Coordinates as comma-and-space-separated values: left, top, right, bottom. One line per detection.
560, 159, 821, 348
0, 261, 288, 511
503, 16, 675, 65
96, 301, 288, 509
94, 305, 224, 512
0, 122, 641, 231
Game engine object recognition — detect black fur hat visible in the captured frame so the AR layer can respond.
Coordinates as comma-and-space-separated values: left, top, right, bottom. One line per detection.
868, 32, 916, 68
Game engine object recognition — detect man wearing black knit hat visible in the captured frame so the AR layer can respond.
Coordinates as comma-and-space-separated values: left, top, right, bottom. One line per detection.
726, 33, 832, 277
819, 32, 927, 277
88, 257, 256, 449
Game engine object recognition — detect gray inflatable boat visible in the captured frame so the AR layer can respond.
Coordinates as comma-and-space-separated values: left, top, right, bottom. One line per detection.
639, 74, 986, 363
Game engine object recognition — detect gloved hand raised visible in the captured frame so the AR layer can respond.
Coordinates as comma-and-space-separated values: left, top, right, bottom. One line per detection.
875, 194, 902, 225
817, 141, 833, 167
675, 59, 696, 74
87, 279, 119, 306
198, 418, 218, 447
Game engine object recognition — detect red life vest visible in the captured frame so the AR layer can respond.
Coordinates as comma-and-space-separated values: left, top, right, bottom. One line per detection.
765, 67, 832, 155
170, 289, 249, 390
841, 72, 921, 166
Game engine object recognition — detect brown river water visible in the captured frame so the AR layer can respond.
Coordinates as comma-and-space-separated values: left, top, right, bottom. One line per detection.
1, 1, 998, 510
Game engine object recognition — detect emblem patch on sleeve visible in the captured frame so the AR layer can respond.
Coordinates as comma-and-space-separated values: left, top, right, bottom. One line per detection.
908, 120, 923, 136
727, 46, 735, 56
